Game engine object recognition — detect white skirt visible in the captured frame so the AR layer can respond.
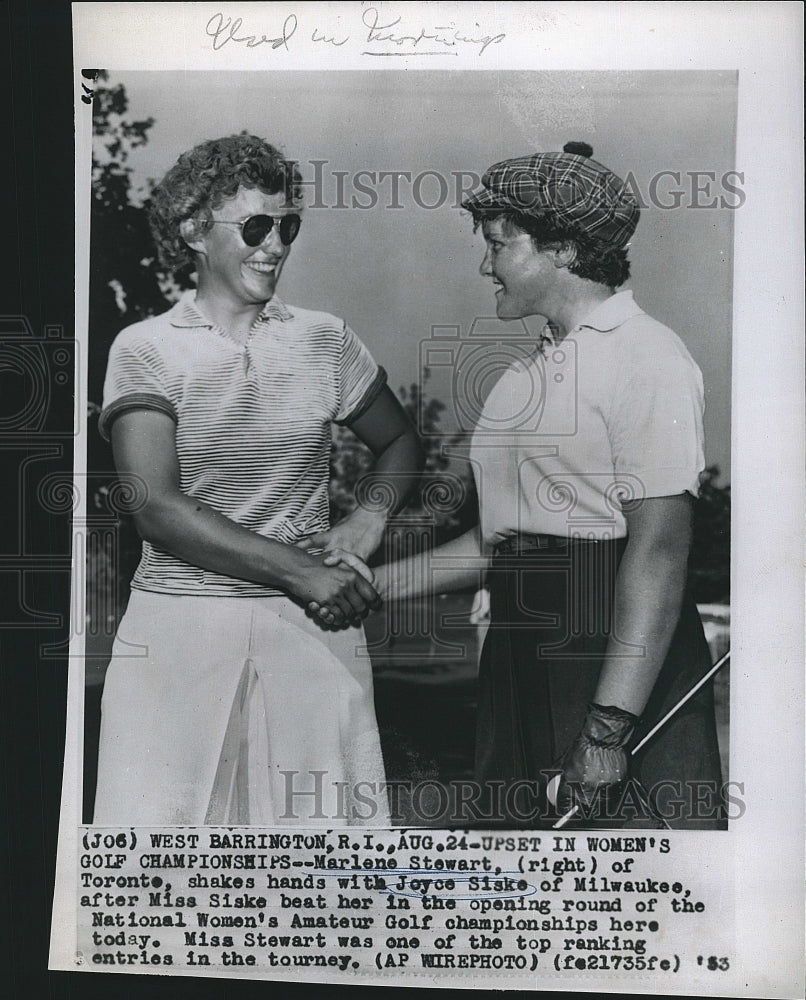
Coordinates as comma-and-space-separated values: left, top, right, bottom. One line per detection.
93, 591, 389, 826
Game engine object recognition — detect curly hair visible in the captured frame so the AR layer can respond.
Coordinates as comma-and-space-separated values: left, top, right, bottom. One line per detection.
148, 134, 304, 275
470, 208, 631, 288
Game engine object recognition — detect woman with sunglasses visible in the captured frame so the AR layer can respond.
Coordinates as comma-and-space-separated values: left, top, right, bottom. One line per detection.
93, 134, 423, 826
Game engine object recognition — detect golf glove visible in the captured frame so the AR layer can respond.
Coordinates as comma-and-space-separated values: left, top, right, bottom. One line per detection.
555, 702, 639, 817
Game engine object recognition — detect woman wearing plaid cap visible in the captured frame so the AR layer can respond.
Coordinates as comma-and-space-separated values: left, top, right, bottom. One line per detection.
373, 142, 724, 829
93, 134, 423, 825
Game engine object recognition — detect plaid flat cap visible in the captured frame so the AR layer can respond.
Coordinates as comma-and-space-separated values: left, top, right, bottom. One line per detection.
463, 141, 639, 248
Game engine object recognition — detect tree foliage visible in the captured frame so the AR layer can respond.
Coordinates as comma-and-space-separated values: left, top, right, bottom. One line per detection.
87, 72, 180, 410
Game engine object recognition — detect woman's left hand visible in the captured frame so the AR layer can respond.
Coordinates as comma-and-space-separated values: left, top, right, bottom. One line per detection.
296, 508, 387, 565
554, 702, 638, 822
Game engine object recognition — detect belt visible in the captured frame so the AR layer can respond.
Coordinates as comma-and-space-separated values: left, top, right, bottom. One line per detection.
492, 533, 570, 556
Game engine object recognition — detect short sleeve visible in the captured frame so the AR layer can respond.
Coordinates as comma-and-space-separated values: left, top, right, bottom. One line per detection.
99, 330, 178, 441
334, 323, 387, 425
609, 336, 705, 499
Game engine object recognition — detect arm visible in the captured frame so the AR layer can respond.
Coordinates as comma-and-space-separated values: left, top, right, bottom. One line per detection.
110, 409, 381, 622
313, 525, 488, 624
595, 493, 693, 713
556, 493, 694, 815
375, 525, 489, 603
300, 385, 425, 562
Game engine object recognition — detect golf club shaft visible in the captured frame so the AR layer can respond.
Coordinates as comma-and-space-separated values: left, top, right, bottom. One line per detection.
552, 648, 731, 829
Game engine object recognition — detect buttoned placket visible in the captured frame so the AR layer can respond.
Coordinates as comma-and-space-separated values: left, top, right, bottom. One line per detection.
242, 324, 256, 377
170, 293, 292, 377
241, 310, 282, 377
210, 320, 259, 376
209, 323, 255, 376
242, 303, 292, 376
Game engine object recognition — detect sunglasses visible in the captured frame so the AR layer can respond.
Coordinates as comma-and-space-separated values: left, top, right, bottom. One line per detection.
208, 213, 301, 247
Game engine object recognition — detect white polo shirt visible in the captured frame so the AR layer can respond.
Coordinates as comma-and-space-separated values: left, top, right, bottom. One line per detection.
470, 290, 705, 544
100, 291, 385, 596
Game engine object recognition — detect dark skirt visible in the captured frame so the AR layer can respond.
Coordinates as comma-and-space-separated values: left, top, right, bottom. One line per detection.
475, 537, 726, 829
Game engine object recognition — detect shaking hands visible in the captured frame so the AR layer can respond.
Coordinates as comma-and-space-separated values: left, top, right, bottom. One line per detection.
294, 511, 387, 628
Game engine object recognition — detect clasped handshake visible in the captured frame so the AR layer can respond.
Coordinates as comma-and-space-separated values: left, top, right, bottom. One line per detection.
294, 518, 387, 629
299, 546, 381, 628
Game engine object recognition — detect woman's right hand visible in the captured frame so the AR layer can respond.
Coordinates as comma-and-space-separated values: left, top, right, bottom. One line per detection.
291, 555, 382, 626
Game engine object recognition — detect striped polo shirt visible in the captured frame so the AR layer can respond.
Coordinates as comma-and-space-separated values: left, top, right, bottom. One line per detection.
100, 291, 386, 596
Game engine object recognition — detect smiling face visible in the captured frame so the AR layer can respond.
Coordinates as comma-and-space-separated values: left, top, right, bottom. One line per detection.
480, 216, 558, 320
194, 186, 295, 313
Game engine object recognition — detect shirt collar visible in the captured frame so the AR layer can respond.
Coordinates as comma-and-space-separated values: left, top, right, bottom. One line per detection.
575, 289, 644, 334
259, 297, 294, 323
169, 289, 294, 329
